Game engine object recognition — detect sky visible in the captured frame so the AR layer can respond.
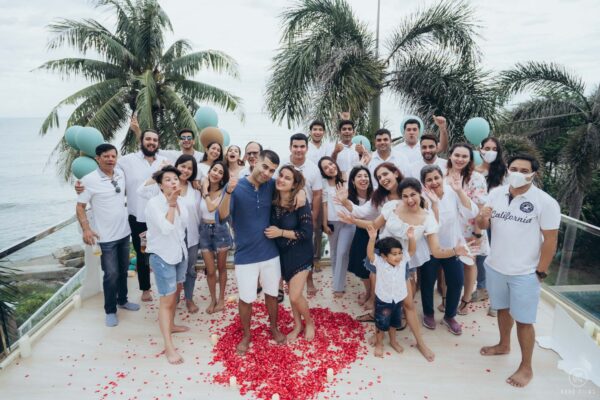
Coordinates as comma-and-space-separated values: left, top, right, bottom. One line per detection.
0, 0, 598, 153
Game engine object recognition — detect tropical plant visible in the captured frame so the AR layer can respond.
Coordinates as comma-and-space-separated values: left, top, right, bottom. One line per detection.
38, 0, 242, 179
266, 0, 494, 140
0, 264, 18, 354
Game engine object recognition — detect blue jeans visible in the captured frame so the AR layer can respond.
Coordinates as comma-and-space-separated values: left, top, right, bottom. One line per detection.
183, 244, 199, 300
475, 255, 486, 289
99, 235, 130, 314
420, 256, 464, 319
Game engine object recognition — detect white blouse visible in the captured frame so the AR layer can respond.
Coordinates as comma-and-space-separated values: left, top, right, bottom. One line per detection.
436, 185, 478, 249
144, 193, 189, 265
322, 179, 345, 222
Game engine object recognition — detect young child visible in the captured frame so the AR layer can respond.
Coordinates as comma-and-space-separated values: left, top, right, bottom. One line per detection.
366, 225, 415, 358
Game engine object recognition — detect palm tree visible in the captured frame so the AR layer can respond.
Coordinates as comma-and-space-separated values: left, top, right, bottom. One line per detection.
497, 61, 600, 283
0, 264, 17, 356
38, 0, 242, 179
266, 0, 487, 139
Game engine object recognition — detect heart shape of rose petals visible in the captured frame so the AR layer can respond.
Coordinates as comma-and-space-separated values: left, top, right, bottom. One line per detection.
211, 303, 366, 400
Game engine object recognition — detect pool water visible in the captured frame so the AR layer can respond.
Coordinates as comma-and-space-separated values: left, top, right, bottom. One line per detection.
562, 291, 600, 320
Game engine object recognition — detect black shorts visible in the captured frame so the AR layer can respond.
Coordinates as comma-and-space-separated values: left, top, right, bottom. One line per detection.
375, 296, 403, 331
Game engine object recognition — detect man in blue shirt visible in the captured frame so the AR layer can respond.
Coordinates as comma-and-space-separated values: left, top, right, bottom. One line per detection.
219, 150, 286, 354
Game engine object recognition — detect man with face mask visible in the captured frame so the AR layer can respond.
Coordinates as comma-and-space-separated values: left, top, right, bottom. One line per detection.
409, 134, 447, 179
476, 153, 560, 388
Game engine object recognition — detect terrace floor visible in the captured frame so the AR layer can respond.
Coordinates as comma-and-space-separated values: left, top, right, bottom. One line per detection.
1, 264, 598, 399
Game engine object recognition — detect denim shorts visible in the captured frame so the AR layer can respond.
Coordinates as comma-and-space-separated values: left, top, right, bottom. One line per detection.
198, 222, 233, 252
375, 296, 404, 331
485, 263, 540, 324
149, 254, 187, 297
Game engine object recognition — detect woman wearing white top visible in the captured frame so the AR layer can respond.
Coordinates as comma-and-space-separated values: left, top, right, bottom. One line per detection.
137, 155, 202, 314
198, 141, 224, 179
199, 160, 233, 314
318, 156, 354, 298
144, 166, 189, 365
225, 145, 245, 178
446, 143, 489, 315
420, 165, 477, 335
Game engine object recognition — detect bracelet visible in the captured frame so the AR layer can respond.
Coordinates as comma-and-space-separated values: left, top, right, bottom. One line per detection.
225, 189, 233, 195
168, 204, 177, 208
280, 229, 284, 237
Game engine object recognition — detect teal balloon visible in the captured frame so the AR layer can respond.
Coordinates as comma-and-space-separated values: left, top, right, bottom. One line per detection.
130, 257, 137, 266
194, 106, 218, 131
352, 135, 371, 151
464, 117, 490, 145
65, 125, 82, 150
75, 127, 105, 156
71, 156, 98, 179
400, 115, 425, 137
220, 128, 231, 146
473, 151, 483, 166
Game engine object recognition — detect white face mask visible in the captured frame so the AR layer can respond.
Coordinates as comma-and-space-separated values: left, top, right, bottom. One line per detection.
481, 150, 497, 164
507, 171, 534, 188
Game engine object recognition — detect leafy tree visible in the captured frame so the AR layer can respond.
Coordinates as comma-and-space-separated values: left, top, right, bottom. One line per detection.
38, 0, 242, 178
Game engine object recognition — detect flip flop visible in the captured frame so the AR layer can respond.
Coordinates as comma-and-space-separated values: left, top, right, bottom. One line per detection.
356, 313, 375, 323
277, 289, 284, 303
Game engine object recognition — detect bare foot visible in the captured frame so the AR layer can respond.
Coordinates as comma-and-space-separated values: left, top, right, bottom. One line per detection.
357, 292, 367, 305
271, 327, 287, 344
389, 340, 404, 354
236, 335, 251, 355
287, 325, 303, 342
213, 300, 225, 313
172, 325, 190, 333
363, 297, 374, 311
304, 322, 315, 341
165, 348, 183, 364
141, 290, 153, 302
480, 344, 510, 356
205, 300, 216, 314
186, 300, 199, 314
506, 364, 533, 387
417, 342, 435, 362
374, 343, 384, 358
334, 291, 344, 299
307, 283, 317, 296
367, 334, 376, 346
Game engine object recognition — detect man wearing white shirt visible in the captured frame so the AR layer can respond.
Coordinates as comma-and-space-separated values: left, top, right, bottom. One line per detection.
307, 120, 334, 165
239, 141, 263, 178
410, 134, 448, 179
159, 129, 203, 164
396, 116, 449, 164
283, 133, 323, 292
118, 129, 168, 302
477, 154, 560, 388
331, 119, 366, 176
368, 128, 411, 188
76, 144, 139, 327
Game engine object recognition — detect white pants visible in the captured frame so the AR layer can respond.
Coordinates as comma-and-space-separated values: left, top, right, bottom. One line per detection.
235, 256, 281, 303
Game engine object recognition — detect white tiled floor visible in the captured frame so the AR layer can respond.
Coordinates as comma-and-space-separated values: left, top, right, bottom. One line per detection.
1, 267, 598, 399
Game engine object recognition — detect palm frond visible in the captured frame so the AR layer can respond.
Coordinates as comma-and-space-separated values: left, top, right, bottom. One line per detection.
160, 39, 192, 66
135, 70, 158, 130
159, 85, 198, 141
165, 50, 239, 79
86, 87, 130, 140
36, 58, 123, 82
385, 0, 480, 64
135, 0, 172, 67
559, 125, 598, 203
175, 79, 242, 113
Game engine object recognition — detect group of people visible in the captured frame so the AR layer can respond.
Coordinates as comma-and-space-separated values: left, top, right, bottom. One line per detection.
75, 115, 560, 388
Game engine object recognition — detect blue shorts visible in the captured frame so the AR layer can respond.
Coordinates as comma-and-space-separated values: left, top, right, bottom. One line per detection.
375, 296, 404, 331
485, 263, 540, 324
198, 222, 233, 252
149, 254, 187, 297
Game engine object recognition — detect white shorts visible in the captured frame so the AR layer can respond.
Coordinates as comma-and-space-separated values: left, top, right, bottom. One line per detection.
235, 256, 281, 303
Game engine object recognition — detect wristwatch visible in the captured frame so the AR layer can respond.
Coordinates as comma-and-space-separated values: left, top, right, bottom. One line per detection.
535, 270, 547, 280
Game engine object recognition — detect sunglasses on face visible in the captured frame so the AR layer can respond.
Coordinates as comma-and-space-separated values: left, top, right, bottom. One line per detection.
179, 136, 193, 141
110, 180, 121, 193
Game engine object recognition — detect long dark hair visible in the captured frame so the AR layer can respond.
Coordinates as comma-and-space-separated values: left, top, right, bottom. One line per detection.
208, 160, 229, 190
371, 162, 404, 209
175, 154, 198, 182
272, 165, 306, 211
348, 166, 373, 205
398, 178, 425, 209
481, 137, 507, 191
318, 156, 345, 185
447, 143, 474, 185
202, 141, 224, 162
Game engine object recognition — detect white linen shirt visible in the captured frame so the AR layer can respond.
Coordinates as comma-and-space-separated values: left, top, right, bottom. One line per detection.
322, 179, 345, 222
485, 185, 561, 275
410, 157, 448, 180
137, 182, 201, 248
77, 168, 130, 243
368, 150, 412, 188
281, 157, 323, 203
144, 193, 189, 265
395, 142, 422, 164
307, 141, 334, 166
436, 185, 478, 249
373, 254, 409, 303
335, 143, 360, 175
159, 149, 203, 164
118, 151, 167, 223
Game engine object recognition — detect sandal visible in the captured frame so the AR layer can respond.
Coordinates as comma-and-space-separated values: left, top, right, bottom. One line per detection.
457, 299, 471, 316
277, 288, 284, 303
437, 297, 446, 312
356, 313, 375, 323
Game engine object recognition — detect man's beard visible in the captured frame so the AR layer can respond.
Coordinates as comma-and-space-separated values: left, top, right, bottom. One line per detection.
141, 144, 158, 157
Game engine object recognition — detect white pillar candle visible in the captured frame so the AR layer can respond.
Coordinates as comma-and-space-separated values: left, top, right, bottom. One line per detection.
596, 332, 600, 345
19, 334, 32, 358
229, 376, 237, 388
326, 368, 334, 382
73, 294, 82, 309
210, 334, 219, 345
227, 295, 237, 303
583, 320, 596, 337
271, 394, 280, 400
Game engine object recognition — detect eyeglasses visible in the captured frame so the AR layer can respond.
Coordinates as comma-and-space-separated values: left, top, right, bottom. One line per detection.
247, 151, 259, 157
179, 136, 193, 141
110, 180, 121, 193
